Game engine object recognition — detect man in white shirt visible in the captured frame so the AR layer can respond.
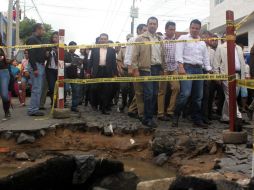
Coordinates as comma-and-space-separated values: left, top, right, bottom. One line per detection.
213, 40, 246, 127
173, 19, 212, 128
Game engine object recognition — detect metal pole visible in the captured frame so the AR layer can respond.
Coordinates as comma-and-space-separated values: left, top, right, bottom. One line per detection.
58, 29, 65, 109
23, 0, 26, 18
226, 10, 236, 132
16, 0, 20, 46
131, 0, 135, 35
7, 0, 13, 59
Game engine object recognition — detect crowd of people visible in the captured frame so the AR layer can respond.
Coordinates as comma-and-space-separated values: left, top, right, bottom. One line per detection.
0, 17, 254, 129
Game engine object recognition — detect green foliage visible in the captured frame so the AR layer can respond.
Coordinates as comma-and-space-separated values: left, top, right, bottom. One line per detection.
20, 17, 54, 43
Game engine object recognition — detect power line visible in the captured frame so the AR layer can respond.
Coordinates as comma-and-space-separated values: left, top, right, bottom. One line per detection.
107, 0, 125, 34
101, 0, 113, 32
31, 0, 44, 23
116, 15, 130, 41
33, 2, 193, 19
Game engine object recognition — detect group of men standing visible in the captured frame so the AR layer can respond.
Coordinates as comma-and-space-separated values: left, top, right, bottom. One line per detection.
25, 16, 251, 129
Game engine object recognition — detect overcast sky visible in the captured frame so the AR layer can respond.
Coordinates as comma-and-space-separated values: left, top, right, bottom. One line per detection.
1, 0, 210, 44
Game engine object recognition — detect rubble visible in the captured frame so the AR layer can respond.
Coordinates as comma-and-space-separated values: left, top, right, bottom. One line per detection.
16, 133, 35, 144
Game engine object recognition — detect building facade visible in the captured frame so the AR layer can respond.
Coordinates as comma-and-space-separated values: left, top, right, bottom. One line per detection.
0, 12, 16, 46
0, 12, 8, 45
207, 0, 254, 51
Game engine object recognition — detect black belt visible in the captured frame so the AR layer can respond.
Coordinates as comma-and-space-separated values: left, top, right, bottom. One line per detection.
236, 71, 241, 75
184, 63, 202, 68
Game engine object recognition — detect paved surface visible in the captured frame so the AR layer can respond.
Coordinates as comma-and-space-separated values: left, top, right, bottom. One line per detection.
0, 97, 253, 133
0, 98, 83, 131
0, 97, 253, 177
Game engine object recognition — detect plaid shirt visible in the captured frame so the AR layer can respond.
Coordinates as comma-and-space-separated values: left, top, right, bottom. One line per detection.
164, 35, 177, 71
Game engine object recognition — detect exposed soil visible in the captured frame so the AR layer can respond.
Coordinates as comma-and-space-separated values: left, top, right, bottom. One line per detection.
0, 127, 225, 181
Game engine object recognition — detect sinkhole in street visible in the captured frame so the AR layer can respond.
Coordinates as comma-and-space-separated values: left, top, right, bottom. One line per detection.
0, 126, 177, 189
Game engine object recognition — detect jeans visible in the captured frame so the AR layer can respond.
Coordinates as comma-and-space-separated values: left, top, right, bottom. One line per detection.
28, 63, 45, 115
140, 65, 162, 122
0, 69, 10, 103
174, 64, 204, 123
71, 84, 80, 110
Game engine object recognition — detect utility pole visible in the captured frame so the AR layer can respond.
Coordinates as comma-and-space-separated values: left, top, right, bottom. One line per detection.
131, 0, 135, 35
16, 0, 20, 46
7, 0, 14, 59
130, 0, 139, 35
23, 0, 26, 18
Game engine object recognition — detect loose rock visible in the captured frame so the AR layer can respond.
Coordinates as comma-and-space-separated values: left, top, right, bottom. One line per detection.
151, 136, 176, 156
94, 172, 139, 190
209, 144, 218, 155
17, 133, 35, 144
103, 124, 114, 136
15, 152, 29, 161
153, 153, 168, 166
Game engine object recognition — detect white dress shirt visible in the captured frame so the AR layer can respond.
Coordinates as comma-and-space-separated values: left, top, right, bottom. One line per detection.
124, 37, 135, 66
235, 48, 241, 71
175, 34, 211, 71
99, 48, 107, 66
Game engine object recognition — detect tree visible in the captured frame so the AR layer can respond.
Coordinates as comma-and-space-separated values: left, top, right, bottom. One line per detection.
20, 17, 54, 43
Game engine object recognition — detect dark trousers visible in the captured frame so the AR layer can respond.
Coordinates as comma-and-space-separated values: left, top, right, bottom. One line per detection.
120, 82, 135, 109
46, 68, 58, 104
208, 81, 225, 117
201, 76, 210, 120
91, 66, 112, 112
120, 69, 135, 109
140, 65, 161, 122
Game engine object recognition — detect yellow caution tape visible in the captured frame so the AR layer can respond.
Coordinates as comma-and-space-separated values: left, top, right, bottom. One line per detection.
226, 35, 236, 41
60, 74, 229, 84
226, 20, 235, 28
228, 74, 237, 82
0, 44, 57, 50
237, 79, 254, 90
235, 11, 254, 31
0, 37, 226, 50
62, 38, 226, 50
50, 75, 254, 116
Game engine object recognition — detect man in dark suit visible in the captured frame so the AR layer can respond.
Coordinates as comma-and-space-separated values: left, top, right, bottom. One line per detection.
89, 33, 117, 115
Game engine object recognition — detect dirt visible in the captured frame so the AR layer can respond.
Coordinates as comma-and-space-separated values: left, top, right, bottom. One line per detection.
0, 128, 224, 180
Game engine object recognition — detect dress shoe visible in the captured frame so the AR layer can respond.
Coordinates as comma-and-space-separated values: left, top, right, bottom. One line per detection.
101, 111, 110, 115
166, 114, 174, 119
3, 111, 11, 121
142, 120, 157, 128
158, 115, 170, 121
208, 114, 220, 121
29, 111, 45, 116
247, 109, 253, 121
220, 120, 229, 124
128, 112, 139, 119
71, 108, 79, 113
203, 118, 212, 125
192, 122, 208, 129
172, 115, 179, 128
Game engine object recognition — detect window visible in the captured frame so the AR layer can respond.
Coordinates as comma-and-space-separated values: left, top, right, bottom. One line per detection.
215, 0, 224, 6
